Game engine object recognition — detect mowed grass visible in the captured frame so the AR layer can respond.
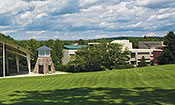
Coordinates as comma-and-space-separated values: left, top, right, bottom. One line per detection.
0, 65, 175, 105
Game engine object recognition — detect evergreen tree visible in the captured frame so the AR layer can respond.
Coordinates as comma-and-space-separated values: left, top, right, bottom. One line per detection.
78, 39, 86, 45
158, 31, 175, 64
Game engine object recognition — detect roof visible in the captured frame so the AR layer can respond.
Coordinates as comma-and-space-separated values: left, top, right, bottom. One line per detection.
139, 41, 164, 49
37, 46, 52, 51
0, 39, 33, 55
64, 45, 87, 50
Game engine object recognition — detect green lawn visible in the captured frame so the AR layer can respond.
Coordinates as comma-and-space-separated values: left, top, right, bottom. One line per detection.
0, 64, 175, 105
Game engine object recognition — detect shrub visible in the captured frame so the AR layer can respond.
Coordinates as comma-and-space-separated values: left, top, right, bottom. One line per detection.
55, 64, 87, 73
113, 64, 135, 69
55, 64, 74, 72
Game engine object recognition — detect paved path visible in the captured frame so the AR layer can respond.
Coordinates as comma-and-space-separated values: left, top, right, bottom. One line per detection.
0, 71, 68, 79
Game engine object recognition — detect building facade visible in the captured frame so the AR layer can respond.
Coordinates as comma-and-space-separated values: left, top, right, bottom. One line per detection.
62, 45, 87, 65
111, 40, 133, 50
153, 50, 162, 65
62, 40, 163, 66
129, 49, 162, 66
111, 40, 162, 66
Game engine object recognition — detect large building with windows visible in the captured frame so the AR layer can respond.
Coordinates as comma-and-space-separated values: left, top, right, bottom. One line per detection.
129, 49, 162, 66
111, 40, 163, 66
62, 40, 163, 66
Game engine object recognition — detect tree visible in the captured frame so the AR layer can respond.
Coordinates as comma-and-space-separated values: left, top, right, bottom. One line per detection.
78, 39, 86, 45
24, 39, 42, 69
45, 39, 63, 66
138, 56, 147, 67
158, 31, 175, 64
53, 39, 63, 65
69, 40, 133, 72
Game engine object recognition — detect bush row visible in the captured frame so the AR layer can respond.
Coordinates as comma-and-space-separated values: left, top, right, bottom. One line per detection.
55, 64, 134, 72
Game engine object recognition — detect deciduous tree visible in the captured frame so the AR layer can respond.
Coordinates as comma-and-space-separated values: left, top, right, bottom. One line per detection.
69, 40, 133, 72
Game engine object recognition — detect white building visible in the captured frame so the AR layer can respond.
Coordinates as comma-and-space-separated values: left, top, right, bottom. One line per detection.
111, 40, 133, 50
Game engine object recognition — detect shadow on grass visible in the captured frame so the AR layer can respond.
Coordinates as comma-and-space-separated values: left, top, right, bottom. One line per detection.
1, 87, 175, 105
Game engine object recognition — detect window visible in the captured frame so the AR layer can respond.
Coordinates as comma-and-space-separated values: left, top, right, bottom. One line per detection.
39, 51, 50, 57
46, 51, 50, 56
131, 53, 136, 58
39, 51, 45, 56
138, 59, 150, 61
137, 52, 150, 55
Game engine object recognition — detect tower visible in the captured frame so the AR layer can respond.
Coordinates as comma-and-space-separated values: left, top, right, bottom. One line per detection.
33, 46, 55, 74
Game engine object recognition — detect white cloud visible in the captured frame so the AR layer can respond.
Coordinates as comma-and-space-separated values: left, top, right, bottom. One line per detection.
20, 11, 33, 19
128, 22, 143, 28
0, 0, 28, 14
71, 36, 84, 40
53, 35, 60, 39
0, 26, 8, 29
95, 34, 120, 39
0, 0, 174, 40
136, 0, 175, 8
81, 5, 103, 12
1, 30, 17, 34
79, 0, 100, 6
29, 35, 48, 39
143, 32, 160, 37
95, 35, 108, 39
26, 31, 46, 35
36, 13, 48, 19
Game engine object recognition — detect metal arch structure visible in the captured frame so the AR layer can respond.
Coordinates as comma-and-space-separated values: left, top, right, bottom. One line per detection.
0, 39, 33, 77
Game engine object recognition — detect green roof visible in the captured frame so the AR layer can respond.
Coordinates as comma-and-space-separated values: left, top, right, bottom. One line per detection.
64, 45, 87, 50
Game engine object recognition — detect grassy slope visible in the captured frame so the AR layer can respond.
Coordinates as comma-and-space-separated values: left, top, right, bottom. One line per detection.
0, 65, 175, 105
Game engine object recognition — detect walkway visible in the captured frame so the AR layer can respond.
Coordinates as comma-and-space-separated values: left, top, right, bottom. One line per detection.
0, 71, 68, 79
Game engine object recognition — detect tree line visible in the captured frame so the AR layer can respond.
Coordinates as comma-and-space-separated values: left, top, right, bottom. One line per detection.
1, 32, 174, 73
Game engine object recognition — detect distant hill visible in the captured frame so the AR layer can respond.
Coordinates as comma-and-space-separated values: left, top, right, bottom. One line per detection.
0, 33, 164, 49
63, 37, 163, 48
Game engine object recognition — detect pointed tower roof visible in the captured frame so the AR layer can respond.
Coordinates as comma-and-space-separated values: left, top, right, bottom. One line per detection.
37, 46, 52, 51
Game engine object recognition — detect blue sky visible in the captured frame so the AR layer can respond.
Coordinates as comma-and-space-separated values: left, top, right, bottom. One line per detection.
0, 0, 175, 40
